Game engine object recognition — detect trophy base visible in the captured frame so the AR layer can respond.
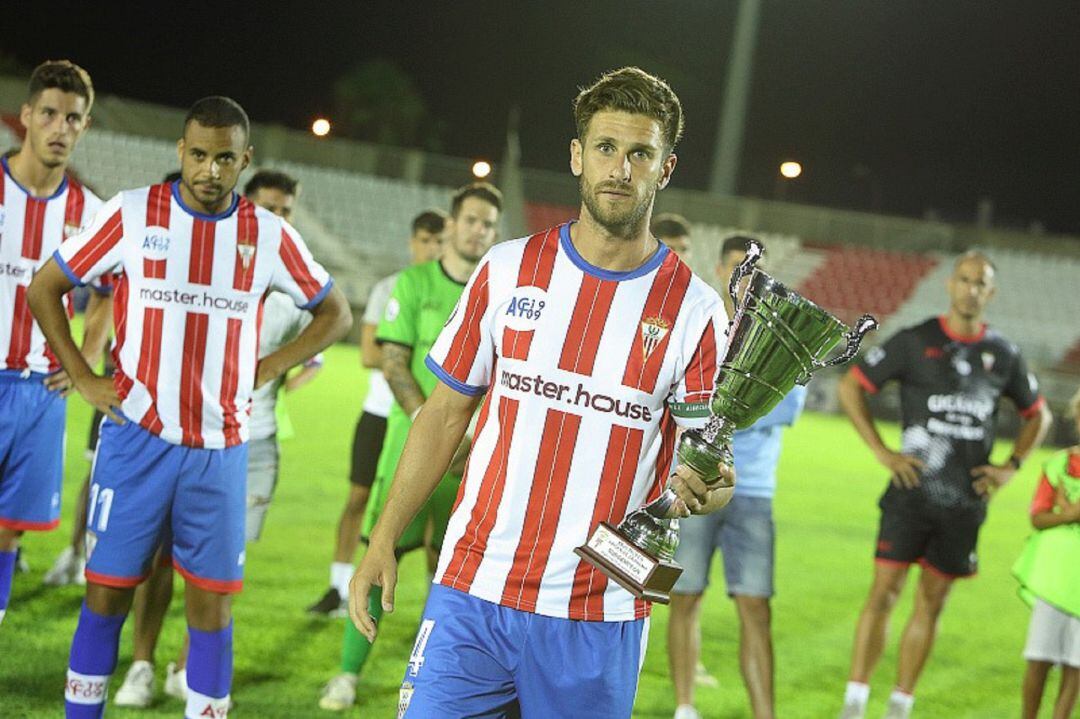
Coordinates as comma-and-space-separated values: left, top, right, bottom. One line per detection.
574, 522, 683, 604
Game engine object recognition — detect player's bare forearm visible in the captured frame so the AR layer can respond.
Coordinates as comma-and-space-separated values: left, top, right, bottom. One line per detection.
381, 342, 425, 415
81, 290, 112, 369
1011, 404, 1052, 464
27, 260, 94, 384
838, 371, 888, 456
360, 323, 382, 369
368, 382, 480, 550
283, 364, 321, 393
1031, 511, 1074, 530
256, 284, 351, 388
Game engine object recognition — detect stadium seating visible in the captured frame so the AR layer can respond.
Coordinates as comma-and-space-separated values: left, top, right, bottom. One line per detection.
69, 128, 178, 198
14, 121, 1076, 375
526, 202, 577, 234
0, 116, 17, 153
1059, 340, 1080, 372
882, 248, 1080, 366
261, 159, 453, 301
981, 248, 1080, 366
60, 130, 455, 304
794, 246, 939, 328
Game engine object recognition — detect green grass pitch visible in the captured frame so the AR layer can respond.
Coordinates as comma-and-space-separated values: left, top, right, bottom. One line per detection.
0, 342, 1057, 718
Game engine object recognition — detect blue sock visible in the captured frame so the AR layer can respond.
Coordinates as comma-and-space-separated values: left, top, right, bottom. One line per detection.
65, 601, 126, 718
0, 549, 15, 623
185, 622, 234, 717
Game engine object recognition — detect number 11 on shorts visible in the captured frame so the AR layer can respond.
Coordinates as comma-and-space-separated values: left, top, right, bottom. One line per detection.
86, 483, 114, 533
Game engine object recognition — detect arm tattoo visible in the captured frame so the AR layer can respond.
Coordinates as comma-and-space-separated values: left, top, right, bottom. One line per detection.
382, 343, 425, 415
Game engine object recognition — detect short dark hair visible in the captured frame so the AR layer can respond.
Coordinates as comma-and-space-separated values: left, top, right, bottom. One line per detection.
721, 234, 760, 260
184, 96, 250, 140
28, 60, 94, 110
450, 182, 502, 218
243, 169, 299, 198
412, 209, 447, 236
573, 67, 684, 153
651, 213, 691, 239
162, 170, 182, 183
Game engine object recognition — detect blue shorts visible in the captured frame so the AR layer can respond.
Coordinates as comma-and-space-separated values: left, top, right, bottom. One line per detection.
399, 584, 649, 719
672, 495, 775, 597
0, 371, 65, 531
85, 418, 248, 593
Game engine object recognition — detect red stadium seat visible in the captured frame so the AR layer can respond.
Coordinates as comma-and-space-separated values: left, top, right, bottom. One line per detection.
795, 246, 939, 327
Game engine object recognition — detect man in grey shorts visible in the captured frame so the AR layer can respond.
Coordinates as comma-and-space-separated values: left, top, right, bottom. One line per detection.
242, 170, 324, 542
667, 235, 807, 719
246, 288, 323, 541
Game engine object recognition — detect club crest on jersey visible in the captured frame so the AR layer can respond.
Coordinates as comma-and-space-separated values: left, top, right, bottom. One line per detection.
640, 316, 670, 360
981, 351, 995, 372
236, 243, 256, 270
952, 356, 972, 376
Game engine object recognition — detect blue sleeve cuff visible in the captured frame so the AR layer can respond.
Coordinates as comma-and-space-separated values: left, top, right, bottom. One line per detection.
89, 280, 113, 296
299, 277, 333, 310
424, 355, 487, 397
52, 250, 86, 288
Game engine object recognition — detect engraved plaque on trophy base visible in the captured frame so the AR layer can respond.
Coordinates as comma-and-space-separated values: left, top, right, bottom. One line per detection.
574, 522, 683, 604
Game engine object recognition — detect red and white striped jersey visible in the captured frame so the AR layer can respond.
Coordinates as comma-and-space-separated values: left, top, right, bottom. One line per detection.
427, 222, 726, 622
55, 181, 332, 449
0, 156, 102, 374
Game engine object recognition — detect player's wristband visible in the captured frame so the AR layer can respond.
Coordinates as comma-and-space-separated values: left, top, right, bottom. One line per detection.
1006, 454, 1023, 471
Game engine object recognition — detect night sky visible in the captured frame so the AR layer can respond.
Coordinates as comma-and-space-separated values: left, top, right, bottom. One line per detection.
7, 1, 1080, 233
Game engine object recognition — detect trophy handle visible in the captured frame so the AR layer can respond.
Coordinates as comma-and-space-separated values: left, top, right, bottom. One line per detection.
799, 313, 879, 384
727, 238, 765, 327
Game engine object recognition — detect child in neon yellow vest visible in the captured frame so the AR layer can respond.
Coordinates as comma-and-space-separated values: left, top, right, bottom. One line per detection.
1014, 389, 1080, 719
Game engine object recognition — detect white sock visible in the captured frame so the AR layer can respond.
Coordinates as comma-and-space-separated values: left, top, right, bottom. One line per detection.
330, 562, 353, 597
674, 704, 700, 719
0, 609, 5, 625
844, 681, 870, 707
65, 669, 111, 707
888, 689, 914, 710
186, 689, 230, 718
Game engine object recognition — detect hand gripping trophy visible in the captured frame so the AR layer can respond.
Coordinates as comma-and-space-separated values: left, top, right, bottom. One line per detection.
576, 239, 878, 603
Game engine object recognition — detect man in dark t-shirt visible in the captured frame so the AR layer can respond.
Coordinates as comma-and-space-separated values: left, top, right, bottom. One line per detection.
836, 251, 1052, 719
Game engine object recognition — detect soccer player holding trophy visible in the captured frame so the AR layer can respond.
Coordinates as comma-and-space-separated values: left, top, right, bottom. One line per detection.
350, 65, 876, 718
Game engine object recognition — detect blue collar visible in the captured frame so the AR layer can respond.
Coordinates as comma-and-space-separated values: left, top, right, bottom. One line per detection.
559, 221, 669, 281
170, 179, 239, 221
1, 155, 69, 201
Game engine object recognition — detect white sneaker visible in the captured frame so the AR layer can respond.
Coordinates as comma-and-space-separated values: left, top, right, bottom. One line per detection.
164, 662, 188, 701
319, 673, 358, 711
43, 547, 81, 586
839, 701, 866, 719
883, 699, 912, 719
114, 660, 155, 707
694, 661, 719, 689
674, 705, 701, 719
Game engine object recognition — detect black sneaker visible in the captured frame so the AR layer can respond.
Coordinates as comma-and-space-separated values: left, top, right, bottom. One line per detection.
307, 587, 346, 617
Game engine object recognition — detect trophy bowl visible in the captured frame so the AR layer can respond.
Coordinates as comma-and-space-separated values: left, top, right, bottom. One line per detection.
575, 239, 878, 603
